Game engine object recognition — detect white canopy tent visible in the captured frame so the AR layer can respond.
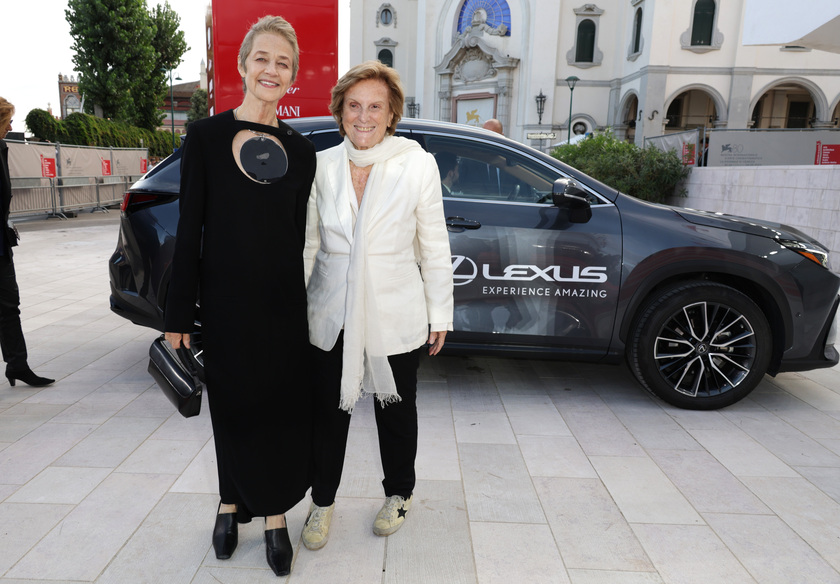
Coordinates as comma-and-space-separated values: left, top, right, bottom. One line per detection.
742, 0, 840, 53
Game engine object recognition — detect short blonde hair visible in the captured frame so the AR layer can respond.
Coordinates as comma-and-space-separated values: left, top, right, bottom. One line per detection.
329, 61, 404, 137
238, 15, 300, 83
0, 97, 14, 132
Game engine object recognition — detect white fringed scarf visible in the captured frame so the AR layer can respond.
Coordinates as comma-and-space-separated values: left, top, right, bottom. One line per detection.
340, 134, 423, 412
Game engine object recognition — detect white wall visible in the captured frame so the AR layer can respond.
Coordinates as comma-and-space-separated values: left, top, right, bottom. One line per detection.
670, 166, 840, 272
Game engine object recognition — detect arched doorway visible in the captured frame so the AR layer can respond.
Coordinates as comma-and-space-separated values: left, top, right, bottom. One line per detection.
621, 94, 639, 142
751, 83, 817, 128
664, 89, 718, 132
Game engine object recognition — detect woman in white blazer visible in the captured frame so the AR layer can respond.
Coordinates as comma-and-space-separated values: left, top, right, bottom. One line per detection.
302, 61, 453, 549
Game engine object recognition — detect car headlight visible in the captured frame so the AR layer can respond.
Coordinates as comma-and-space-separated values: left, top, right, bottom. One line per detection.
778, 238, 829, 268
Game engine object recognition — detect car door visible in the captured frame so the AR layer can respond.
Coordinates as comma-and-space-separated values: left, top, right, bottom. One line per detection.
423, 132, 622, 356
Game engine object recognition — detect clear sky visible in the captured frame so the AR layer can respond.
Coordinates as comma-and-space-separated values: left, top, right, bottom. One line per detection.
0, 0, 209, 135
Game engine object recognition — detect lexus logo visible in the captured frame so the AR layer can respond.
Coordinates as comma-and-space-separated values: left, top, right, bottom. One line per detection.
451, 255, 478, 286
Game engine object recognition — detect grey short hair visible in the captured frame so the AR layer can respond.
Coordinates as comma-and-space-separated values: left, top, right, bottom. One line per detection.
238, 15, 300, 83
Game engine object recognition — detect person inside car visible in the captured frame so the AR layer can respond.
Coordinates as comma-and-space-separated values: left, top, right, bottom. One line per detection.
163, 15, 315, 577
302, 61, 454, 550
435, 151, 459, 196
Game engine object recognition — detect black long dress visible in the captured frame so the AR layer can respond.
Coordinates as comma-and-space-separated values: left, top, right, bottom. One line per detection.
165, 110, 316, 521
0, 139, 29, 371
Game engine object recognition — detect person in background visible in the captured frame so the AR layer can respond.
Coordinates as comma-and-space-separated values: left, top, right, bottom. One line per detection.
435, 151, 459, 196
301, 61, 454, 551
482, 118, 503, 134
163, 16, 315, 577
0, 97, 54, 388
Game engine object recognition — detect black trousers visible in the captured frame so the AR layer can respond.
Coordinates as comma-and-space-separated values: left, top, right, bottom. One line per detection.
310, 332, 420, 507
0, 256, 27, 371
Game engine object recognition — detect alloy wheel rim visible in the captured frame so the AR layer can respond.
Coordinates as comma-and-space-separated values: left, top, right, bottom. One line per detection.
653, 300, 757, 398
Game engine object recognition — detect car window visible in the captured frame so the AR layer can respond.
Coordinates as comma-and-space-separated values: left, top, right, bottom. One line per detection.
307, 130, 342, 152
424, 135, 561, 204
396, 130, 424, 149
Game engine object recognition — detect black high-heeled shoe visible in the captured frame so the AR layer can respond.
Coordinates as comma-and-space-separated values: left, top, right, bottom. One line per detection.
213, 505, 238, 560
6, 367, 54, 387
265, 527, 293, 576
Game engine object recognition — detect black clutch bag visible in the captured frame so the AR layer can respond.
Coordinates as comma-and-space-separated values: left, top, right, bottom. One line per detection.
148, 335, 203, 418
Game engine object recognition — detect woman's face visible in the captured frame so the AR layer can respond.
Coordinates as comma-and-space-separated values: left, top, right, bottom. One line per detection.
237, 33, 294, 104
342, 78, 393, 150
2, 116, 11, 139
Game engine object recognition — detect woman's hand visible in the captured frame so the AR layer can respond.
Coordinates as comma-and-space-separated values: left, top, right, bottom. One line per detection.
165, 332, 191, 350
427, 331, 447, 356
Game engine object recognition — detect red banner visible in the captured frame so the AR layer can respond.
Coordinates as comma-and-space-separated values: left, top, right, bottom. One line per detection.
40, 155, 57, 178
101, 159, 112, 176
815, 141, 840, 165
141, 159, 148, 174
682, 142, 696, 166
207, 0, 338, 119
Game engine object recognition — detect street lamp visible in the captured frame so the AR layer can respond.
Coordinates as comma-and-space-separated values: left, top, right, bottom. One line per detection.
168, 68, 182, 150
565, 75, 579, 143
535, 90, 546, 125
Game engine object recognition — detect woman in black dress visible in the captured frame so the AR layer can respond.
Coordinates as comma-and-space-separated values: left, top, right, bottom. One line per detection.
164, 15, 315, 577
0, 97, 54, 388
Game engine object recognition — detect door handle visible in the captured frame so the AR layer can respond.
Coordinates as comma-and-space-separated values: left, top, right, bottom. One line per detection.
446, 216, 481, 231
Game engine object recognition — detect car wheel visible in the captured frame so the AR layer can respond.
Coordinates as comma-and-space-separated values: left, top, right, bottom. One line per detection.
628, 282, 771, 410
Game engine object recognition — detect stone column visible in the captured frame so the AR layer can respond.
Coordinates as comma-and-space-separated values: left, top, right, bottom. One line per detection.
606, 79, 622, 127
727, 68, 755, 129
635, 67, 667, 147
438, 84, 452, 122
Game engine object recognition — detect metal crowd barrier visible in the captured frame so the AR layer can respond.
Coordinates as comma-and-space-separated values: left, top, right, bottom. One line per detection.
9, 175, 141, 218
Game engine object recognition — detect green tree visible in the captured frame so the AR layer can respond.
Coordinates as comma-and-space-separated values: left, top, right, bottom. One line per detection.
186, 88, 208, 130
66, 0, 156, 125
139, 2, 190, 130
65, 0, 188, 132
551, 131, 690, 203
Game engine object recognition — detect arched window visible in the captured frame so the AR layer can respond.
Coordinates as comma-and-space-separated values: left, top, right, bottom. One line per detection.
457, 0, 512, 36
691, 0, 715, 46
380, 8, 393, 25
378, 49, 394, 68
375, 38, 397, 67
632, 8, 643, 54
575, 20, 595, 63
64, 94, 81, 116
377, 4, 396, 27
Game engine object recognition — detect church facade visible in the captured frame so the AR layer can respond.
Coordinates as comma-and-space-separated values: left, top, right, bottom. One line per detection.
346, 0, 840, 147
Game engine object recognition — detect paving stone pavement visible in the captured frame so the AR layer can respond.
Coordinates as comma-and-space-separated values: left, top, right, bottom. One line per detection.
1, 212, 840, 583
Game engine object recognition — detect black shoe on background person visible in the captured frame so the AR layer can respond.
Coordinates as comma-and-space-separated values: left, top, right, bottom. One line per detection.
5, 366, 54, 387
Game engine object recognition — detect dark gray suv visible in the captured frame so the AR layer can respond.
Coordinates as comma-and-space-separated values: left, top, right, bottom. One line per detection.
109, 117, 840, 410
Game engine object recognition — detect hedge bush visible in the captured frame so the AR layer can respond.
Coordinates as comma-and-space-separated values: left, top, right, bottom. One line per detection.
24, 109, 174, 158
550, 130, 690, 203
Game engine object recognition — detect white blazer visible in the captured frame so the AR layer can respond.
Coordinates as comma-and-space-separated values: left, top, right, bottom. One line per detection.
304, 142, 454, 355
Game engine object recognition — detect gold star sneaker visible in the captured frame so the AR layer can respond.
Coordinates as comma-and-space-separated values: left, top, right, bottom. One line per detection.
373, 495, 413, 536
301, 502, 335, 550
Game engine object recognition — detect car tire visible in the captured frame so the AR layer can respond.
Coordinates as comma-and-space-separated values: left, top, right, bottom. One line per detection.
627, 281, 771, 410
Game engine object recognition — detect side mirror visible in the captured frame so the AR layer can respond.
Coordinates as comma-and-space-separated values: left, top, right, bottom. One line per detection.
552, 178, 592, 223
